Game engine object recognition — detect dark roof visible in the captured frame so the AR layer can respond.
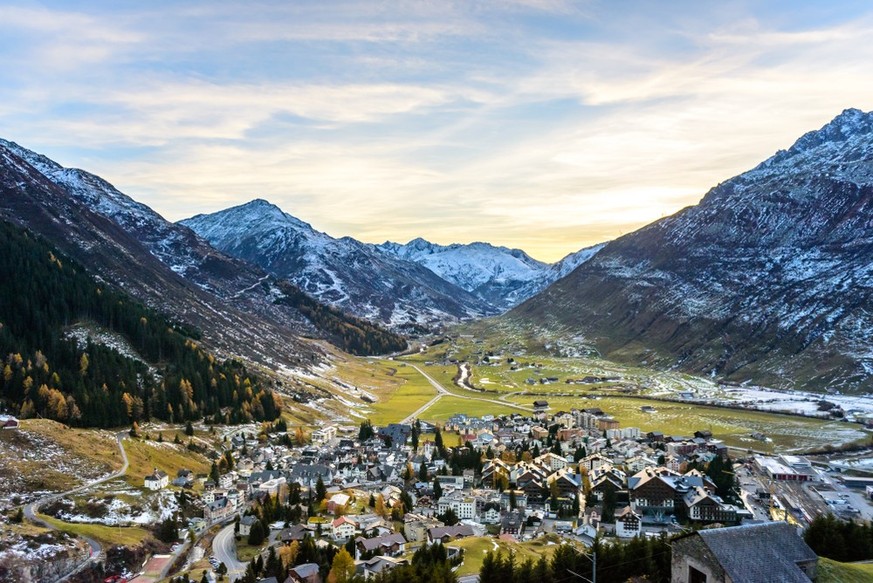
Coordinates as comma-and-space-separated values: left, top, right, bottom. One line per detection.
289, 563, 319, 577
692, 522, 816, 582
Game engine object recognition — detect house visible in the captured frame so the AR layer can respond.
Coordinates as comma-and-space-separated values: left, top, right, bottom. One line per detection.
204, 497, 234, 523
354, 533, 406, 560
289, 464, 334, 488
683, 487, 738, 524
331, 516, 357, 541
481, 502, 502, 524
500, 510, 525, 538
355, 556, 408, 579
670, 522, 817, 582
0, 415, 20, 429
239, 515, 259, 537
280, 524, 314, 544
144, 469, 169, 490
426, 524, 474, 545
311, 425, 337, 445
535, 452, 568, 472
285, 562, 321, 583
614, 506, 642, 538
403, 514, 443, 542
327, 493, 351, 514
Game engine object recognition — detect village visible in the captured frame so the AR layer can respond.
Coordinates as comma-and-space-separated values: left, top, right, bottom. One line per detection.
110, 395, 873, 583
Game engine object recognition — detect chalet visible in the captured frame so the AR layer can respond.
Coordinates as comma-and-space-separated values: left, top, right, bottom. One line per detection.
286, 563, 321, 583
239, 515, 258, 537
532, 400, 549, 412
682, 487, 738, 524
289, 464, 334, 488
589, 465, 626, 501
427, 524, 474, 544
670, 522, 817, 583
331, 516, 357, 541
614, 506, 642, 538
144, 469, 168, 491
354, 533, 406, 560
355, 556, 408, 579
280, 524, 314, 544
500, 510, 525, 537
481, 502, 502, 524
0, 415, 19, 429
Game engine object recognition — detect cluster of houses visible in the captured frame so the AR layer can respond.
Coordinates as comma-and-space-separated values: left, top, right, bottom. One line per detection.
138, 402, 801, 581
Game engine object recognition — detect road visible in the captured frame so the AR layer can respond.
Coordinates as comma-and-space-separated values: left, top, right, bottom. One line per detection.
400, 364, 532, 424
24, 430, 130, 582
213, 523, 247, 581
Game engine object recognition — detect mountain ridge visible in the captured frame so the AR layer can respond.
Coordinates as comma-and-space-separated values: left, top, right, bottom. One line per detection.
509, 108, 873, 393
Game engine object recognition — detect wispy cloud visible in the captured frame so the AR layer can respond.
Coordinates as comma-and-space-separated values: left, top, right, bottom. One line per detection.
2, 1, 872, 261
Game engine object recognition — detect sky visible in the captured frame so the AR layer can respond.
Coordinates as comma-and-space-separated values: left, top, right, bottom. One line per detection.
2, 1, 873, 261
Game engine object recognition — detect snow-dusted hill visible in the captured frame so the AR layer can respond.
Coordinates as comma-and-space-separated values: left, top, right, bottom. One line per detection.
181, 200, 492, 328
377, 238, 604, 310
0, 139, 406, 365
511, 108, 873, 393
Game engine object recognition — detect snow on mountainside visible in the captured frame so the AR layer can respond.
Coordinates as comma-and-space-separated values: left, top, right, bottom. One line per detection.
511, 108, 873, 393
0, 139, 405, 367
377, 238, 605, 310
181, 200, 491, 329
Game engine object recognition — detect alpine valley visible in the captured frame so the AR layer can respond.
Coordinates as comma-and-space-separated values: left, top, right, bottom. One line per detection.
3, 108, 873, 583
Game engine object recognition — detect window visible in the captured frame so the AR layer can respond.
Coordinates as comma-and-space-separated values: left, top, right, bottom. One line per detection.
689, 565, 707, 583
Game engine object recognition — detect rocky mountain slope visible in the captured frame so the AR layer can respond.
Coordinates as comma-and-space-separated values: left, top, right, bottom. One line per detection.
0, 139, 405, 368
378, 238, 604, 310
510, 108, 873, 393
181, 200, 492, 329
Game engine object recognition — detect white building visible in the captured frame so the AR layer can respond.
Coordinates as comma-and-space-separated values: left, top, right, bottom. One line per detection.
437, 493, 477, 520
312, 425, 338, 445
144, 469, 168, 490
615, 506, 642, 538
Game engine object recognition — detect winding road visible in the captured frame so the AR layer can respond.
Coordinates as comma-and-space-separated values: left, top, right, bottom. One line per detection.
401, 364, 531, 424
24, 430, 130, 582
212, 522, 247, 581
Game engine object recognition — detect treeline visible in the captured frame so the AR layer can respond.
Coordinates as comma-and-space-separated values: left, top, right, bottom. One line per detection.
274, 280, 407, 356
0, 221, 280, 427
481, 535, 672, 583
805, 514, 873, 562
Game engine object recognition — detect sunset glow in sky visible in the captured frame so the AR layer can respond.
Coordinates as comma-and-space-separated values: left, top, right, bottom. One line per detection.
3, 1, 873, 260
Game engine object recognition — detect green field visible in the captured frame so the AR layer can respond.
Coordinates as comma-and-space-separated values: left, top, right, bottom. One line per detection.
359, 362, 438, 425
501, 393, 865, 453
817, 557, 873, 582
450, 535, 573, 576
39, 514, 152, 547
123, 437, 211, 489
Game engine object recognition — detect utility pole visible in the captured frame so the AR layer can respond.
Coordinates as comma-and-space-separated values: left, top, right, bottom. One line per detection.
567, 550, 596, 583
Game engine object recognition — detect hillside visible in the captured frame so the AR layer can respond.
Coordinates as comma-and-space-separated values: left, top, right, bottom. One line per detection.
0, 139, 405, 361
510, 108, 873, 392
0, 220, 283, 427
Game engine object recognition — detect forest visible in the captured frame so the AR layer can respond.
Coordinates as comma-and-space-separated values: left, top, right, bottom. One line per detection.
0, 220, 280, 427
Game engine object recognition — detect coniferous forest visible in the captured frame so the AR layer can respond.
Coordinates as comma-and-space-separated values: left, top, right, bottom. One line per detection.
0, 220, 281, 427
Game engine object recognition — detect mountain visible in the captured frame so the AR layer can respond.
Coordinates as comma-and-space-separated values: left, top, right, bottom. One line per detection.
510, 108, 873, 393
0, 139, 405, 367
181, 200, 492, 329
377, 238, 605, 310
